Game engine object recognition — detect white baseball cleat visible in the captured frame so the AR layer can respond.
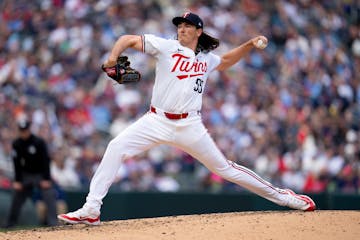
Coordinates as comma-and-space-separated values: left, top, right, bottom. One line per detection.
284, 189, 316, 211
58, 206, 101, 225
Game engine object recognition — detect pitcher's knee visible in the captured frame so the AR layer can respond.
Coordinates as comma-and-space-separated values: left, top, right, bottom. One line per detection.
105, 139, 136, 162
211, 165, 238, 182
107, 138, 128, 152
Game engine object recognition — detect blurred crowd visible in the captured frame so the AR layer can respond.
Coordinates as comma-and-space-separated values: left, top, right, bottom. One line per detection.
0, 0, 359, 195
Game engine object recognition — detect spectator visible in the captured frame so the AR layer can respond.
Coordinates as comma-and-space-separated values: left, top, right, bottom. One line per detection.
50, 147, 81, 190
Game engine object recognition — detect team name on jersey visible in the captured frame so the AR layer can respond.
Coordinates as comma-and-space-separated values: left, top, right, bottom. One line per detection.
171, 53, 207, 80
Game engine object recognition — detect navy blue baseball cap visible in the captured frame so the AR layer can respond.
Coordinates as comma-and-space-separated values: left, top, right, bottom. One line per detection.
172, 12, 220, 52
172, 12, 204, 29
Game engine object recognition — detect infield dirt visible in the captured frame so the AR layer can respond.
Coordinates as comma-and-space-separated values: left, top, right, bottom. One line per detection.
1, 210, 359, 240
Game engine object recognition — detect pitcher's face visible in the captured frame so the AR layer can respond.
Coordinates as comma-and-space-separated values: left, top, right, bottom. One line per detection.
177, 22, 202, 48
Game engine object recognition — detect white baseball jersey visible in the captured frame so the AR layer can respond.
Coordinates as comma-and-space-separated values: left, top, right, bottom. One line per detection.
142, 34, 221, 113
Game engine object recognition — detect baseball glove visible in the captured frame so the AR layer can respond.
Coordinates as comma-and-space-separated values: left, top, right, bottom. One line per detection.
101, 56, 141, 84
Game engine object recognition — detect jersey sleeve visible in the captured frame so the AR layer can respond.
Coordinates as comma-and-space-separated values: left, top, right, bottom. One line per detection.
207, 52, 221, 72
143, 34, 173, 57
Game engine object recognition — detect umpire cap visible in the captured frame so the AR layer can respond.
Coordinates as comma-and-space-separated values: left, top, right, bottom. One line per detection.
17, 118, 31, 130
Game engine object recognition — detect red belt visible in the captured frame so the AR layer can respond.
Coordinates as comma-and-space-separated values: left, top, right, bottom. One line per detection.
150, 106, 189, 120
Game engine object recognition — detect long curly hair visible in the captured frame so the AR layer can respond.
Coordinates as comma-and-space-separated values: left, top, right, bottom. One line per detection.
197, 32, 220, 54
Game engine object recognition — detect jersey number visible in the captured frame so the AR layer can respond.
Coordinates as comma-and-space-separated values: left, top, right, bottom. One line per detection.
194, 78, 204, 93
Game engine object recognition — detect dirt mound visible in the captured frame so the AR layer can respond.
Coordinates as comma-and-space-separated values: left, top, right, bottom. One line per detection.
1, 210, 359, 240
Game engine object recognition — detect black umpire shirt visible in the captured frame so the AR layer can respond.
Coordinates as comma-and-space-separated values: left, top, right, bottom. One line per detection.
11, 134, 51, 182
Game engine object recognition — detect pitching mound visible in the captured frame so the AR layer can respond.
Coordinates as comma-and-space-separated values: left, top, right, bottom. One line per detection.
1, 210, 359, 240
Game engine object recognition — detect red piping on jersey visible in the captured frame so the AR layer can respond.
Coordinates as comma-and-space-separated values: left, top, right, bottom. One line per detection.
226, 159, 281, 193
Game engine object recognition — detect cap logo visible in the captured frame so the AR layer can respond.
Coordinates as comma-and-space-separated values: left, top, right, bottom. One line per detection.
183, 12, 190, 18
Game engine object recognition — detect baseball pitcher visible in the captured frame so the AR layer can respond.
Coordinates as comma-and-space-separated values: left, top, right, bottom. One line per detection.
58, 12, 315, 226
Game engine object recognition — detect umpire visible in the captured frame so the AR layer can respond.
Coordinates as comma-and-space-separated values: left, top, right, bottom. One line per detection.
5, 119, 57, 227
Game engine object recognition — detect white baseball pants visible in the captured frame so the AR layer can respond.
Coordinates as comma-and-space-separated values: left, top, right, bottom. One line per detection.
85, 111, 287, 210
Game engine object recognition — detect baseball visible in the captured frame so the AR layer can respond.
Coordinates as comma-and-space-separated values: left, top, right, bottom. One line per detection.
256, 39, 267, 49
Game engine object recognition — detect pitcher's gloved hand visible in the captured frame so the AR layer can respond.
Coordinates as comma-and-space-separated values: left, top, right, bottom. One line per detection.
101, 56, 141, 84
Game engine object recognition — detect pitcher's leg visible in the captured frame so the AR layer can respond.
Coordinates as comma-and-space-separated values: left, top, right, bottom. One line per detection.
84, 138, 130, 210
179, 132, 315, 210
84, 114, 174, 211
58, 114, 171, 225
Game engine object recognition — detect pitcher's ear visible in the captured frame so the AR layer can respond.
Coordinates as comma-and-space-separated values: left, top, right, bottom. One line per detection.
197, 28, 203, 37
